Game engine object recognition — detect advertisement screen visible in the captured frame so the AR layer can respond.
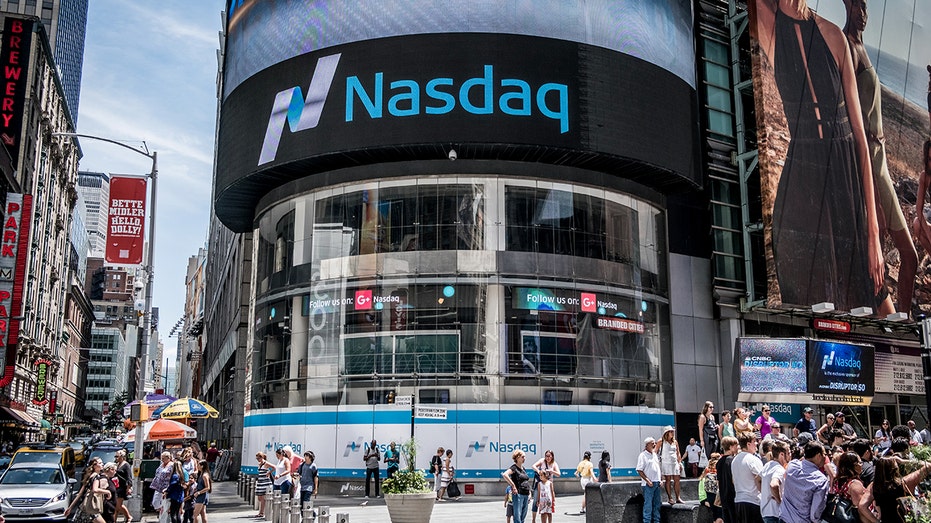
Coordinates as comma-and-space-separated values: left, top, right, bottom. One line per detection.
748, 1, 931, 314
224, 0, 695, 98
807, 340, 874, 396
737, 338, 807, 393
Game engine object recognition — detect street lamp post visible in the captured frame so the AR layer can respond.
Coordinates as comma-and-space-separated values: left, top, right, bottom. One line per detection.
54, 133, 156, 520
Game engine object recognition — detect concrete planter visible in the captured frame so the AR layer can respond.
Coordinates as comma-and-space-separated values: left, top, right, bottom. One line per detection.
384, 492, 436, 523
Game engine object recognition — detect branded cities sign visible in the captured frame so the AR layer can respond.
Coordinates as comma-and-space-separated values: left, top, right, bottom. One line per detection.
106, 176, 147, 264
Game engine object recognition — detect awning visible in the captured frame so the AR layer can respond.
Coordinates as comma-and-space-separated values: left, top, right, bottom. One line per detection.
39, 419, 51, 430
0, 406, 41, 428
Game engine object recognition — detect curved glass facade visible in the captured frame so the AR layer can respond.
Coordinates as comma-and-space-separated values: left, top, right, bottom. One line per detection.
244, 176, 673, 479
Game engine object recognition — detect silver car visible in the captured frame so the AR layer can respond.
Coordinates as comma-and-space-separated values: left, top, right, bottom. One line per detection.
0, 462, 76, 521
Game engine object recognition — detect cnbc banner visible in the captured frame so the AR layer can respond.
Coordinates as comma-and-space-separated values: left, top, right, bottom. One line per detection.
748, 1, 931, 315
105, 176, 147, 265
737, 337, 874, 405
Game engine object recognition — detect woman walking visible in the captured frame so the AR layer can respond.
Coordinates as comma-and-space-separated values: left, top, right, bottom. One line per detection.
272, 448, 292, 495
659, 426, 684, 504
436, 449, 457, 500
165, 461, 186, 523
598, 450, 612, 483
65, 458, 109, 523
574, 451, 595, 514
114, 451, 133, 523
502, 450, 532, 523
190, 460, 212, 523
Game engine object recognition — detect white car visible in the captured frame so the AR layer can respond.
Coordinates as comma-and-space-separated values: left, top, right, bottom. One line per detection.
0, 462, 76, 521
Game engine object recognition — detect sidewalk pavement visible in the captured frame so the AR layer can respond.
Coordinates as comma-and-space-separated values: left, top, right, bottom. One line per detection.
138, 480, 590, 523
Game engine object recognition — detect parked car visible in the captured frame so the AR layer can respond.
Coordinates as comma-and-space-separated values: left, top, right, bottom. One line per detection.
10, 445, 75, 478
0, 462, 75, 521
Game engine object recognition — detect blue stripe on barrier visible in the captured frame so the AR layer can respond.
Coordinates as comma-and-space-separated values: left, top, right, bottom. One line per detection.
244, 409, 672, 427
239, 465, 639, 478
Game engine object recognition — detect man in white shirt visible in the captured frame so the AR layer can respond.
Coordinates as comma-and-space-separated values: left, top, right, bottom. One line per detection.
685, 437, 703, 477
763, 422, 791, 443
908, 420, 924, 446
760, 441, 789, 523
636, 437, 663, 523
731, 433, 764, 523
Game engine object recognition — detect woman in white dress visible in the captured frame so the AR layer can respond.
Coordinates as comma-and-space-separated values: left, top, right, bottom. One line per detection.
659, 426, 684, 504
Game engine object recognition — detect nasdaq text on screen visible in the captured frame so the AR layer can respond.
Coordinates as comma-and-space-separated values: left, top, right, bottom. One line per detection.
259, 54, 570, 165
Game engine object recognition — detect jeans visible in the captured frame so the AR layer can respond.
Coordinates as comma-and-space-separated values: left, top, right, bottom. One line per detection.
511, 493, 529, 523
365, 467, 380, 497
301, 489, 313, 503
278, 480, 292, 495
642, 483, 662, 523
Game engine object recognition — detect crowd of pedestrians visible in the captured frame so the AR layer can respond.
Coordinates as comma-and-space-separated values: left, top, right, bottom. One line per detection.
632, 402, 931, 523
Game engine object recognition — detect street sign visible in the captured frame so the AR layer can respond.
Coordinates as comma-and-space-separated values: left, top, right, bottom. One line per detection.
415, 406, 447, 419
395, 395, 412, 407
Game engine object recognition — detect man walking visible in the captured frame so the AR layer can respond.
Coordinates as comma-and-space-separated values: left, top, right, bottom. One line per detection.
636, 437, 662, 523
731, 433, 764, 523
685, 438, 702, 477
781, 442, 830, 523
363, 439, 381, 498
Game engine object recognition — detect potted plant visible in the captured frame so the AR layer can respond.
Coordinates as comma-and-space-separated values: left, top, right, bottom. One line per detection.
382, 438, 436, 523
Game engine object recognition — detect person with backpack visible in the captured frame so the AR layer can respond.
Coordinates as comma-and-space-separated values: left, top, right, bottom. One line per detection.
297, 451, 319, 504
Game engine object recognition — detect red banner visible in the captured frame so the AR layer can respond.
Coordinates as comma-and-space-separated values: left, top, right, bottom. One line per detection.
105, 177, 147, 264
0, 194, 30, 387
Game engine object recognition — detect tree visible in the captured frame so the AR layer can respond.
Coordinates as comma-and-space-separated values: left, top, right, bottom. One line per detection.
104, 391, 132, 431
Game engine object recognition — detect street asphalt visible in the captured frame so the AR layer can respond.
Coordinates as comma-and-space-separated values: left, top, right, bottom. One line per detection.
137, 479, 591, 523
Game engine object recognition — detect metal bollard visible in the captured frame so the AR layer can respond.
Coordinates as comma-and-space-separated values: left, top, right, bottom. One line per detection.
302, 503, 315, 523
271, 491, 281, 523
317, 505, 330, 523
335, 514, 349, 523
249, 478, 256, 506
265, 491, 274, 521
279, 493, 291, 523
290, 495, 302, 523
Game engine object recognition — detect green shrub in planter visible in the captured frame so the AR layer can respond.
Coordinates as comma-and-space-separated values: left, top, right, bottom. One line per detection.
382, 439, 432, 494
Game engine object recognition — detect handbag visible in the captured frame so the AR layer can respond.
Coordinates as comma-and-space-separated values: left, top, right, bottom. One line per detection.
81, 491, 104, 515
698, 453, 709, 469
820, 493, 857, 523
446, 479, 461, 498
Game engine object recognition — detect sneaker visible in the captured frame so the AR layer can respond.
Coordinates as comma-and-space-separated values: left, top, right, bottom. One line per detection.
364, 496, 370, 499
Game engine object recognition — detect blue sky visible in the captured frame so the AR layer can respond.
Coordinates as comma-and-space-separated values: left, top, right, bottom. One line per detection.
76, 1, 224, 370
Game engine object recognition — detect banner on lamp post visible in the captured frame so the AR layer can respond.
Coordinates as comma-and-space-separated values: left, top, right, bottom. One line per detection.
105, 176, 147, 264
0, 194, 31, 388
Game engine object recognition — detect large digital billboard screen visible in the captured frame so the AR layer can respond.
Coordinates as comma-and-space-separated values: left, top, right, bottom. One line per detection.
748, 1, 931, 315
223, 0, 695, 99
737, 338, 807, 393
807, 340, 874, 396
216, 2, 700, 232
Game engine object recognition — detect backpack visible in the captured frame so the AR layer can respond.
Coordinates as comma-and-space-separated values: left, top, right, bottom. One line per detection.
431, 455, 441, 474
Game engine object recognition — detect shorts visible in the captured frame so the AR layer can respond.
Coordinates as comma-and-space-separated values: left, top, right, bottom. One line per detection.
506, 503, 513, 517
580, 477, 592, 490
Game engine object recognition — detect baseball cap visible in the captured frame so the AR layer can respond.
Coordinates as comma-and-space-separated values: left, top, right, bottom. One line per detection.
803, 407, 813, 413
797, 432, 814, 444
835, 411, 845, 418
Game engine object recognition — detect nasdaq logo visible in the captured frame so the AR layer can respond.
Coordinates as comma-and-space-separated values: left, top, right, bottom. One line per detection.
343, 437, 364, 457
259, 54, 342, 165
821, 350, 861, 370
258, 58, 570, 166
466, 437, 488, 457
